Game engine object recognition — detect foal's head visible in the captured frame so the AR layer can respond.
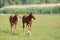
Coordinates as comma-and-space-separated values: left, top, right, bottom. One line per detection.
15, 14, 21, 18
29, 11, 35, 20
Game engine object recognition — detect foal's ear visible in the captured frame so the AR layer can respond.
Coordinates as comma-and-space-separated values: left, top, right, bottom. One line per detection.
30, 11, 34, 13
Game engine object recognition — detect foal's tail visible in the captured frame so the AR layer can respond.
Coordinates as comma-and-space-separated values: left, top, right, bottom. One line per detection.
22, 16, 24, 28
22, 16, 25, 34
9, 16, 13, 32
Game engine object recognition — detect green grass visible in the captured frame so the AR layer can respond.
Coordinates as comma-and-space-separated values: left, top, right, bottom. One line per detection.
0, 14, 60, 40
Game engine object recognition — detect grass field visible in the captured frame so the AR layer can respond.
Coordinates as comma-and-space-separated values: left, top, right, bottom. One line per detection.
0, 14, 60, 40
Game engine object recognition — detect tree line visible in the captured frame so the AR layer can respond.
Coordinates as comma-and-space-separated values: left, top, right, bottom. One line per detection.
0, 6, 60, 14
0, 0, 60, 8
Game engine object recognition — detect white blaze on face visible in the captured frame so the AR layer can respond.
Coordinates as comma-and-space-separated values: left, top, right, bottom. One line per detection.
17, 15, 20, 21
16, 14, 20, 21
33, 13, 35, 17
18, 17, 19, 20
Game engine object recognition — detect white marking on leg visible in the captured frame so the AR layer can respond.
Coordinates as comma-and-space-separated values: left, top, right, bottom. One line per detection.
28, 30, 30, 33
30, 31, 31, 36
28, 29, 31, 36
15, 30, 16, 33
13, 24, 16, 33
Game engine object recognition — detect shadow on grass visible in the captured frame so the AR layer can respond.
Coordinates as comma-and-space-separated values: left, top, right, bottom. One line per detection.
2, 30, 31, 36
12, 33, 19, 35
24, 33, 31, 37
3, 30, 11, 33
3, 30, 19, 35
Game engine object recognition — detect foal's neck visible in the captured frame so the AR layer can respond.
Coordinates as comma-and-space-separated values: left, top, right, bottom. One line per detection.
14, 16, 18, 20
28, 15, 32, 20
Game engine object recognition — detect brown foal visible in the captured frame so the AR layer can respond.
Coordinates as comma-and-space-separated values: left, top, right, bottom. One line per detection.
9, 14, 21, 33
22, 11, 35, 35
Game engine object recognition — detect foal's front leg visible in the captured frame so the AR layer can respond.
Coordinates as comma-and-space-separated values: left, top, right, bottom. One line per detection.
28, 24, 31, 36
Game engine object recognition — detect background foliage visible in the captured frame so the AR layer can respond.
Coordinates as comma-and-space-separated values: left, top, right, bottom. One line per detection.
0, 6, 60, 14
0, 0, 60, 7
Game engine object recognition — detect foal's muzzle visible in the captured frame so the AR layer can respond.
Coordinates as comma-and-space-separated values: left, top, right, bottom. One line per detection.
33, 17, 36, 20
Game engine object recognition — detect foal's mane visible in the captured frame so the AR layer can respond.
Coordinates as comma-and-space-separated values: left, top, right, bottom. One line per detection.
29, 11, 34, 17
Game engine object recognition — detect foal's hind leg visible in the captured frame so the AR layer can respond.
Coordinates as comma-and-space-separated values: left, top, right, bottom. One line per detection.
10, 23, 13, 33
23, 23, 25, 34
13, 23, 17, 33
10, 25, 12, 33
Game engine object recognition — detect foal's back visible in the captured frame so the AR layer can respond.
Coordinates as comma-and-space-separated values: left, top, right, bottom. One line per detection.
22, 14, 29, 23
9, 15, 18, 25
